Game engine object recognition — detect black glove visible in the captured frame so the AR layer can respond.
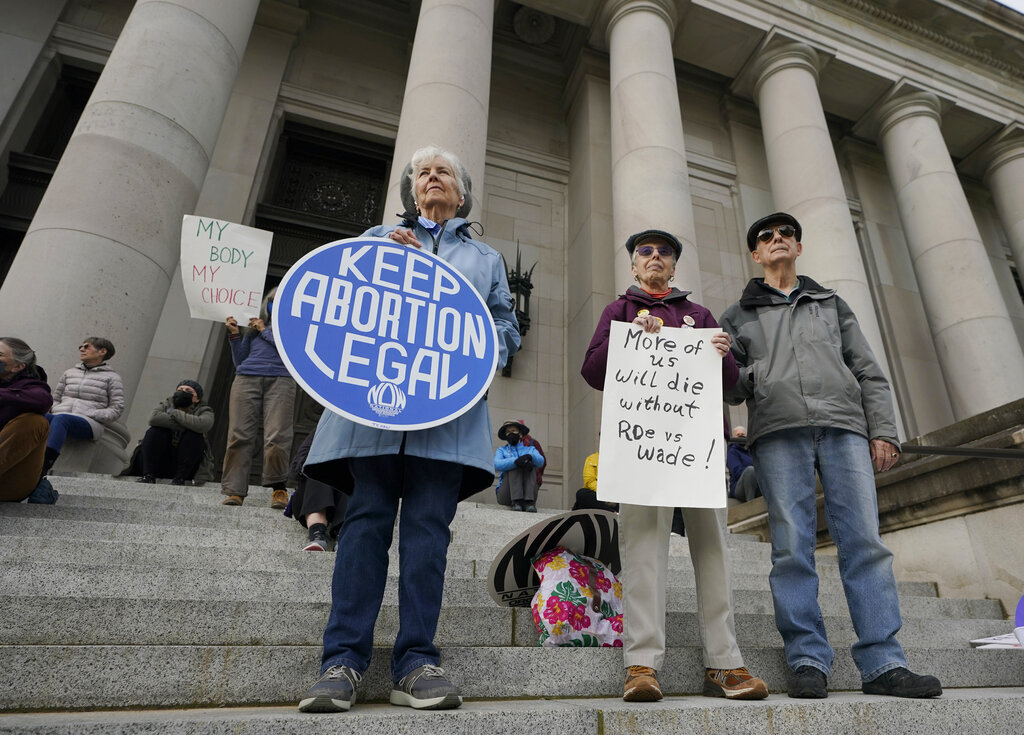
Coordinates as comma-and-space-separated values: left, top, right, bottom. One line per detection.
171, 390, 193, 409
514, 454, 533, 469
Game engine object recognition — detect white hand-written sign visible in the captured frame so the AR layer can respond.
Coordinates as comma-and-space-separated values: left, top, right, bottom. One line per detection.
180, 215, 272, 321
597, 322, 726, 508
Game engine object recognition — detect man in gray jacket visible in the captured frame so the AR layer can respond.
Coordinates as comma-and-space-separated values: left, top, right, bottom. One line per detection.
719, 212, 941, 700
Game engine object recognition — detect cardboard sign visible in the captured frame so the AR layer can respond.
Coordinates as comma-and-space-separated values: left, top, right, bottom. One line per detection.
597, 322, 726, 508
487, 510, 619, 608
272, 237, 499, 431
180, 216, 272, 321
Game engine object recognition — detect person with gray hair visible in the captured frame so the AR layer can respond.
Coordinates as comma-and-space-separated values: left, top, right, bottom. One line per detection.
0, 337, 53, 501
582, 229, 768, 704
298, 144, 520, 715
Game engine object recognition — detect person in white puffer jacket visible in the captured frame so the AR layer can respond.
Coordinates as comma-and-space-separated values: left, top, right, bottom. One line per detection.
42, 337, 124, 474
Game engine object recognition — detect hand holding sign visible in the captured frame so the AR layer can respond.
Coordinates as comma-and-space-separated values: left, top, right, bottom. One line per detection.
597, 322, 726, 508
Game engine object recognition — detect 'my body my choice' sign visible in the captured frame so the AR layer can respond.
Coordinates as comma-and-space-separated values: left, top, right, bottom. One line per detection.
273, 237, 499, 430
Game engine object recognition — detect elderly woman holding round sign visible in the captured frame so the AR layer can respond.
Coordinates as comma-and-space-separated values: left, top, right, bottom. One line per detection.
580, 229, 768, 703
294, 145, 519, 714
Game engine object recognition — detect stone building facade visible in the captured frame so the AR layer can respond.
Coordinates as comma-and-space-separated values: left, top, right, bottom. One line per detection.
2, 0, 1023, 509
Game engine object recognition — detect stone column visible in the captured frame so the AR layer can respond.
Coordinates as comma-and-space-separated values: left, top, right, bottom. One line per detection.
0, 0, 260, 404
877, 91, 1024, 418
125, 2, 308, 445
984, 134, 1024, 280
383, 0, 494, 217
753, 43, 890, 373
601, 0, 699, 297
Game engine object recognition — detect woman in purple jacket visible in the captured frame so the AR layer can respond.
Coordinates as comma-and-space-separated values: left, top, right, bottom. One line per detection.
581, 229, 768, 704
0, 338, 53, 501
220, 287, 296, 508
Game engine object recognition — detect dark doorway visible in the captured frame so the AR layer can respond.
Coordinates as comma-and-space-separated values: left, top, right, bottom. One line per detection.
0, 65, 98, 286
205, 124, 393, 484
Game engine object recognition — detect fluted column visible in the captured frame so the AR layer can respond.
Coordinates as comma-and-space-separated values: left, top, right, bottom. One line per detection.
878, 91, 1024, 418
984, 135, 1024, 280
0, 0, 260, 404
383, 0, 494, 217
602, 0, 699, 297
753, 43, 889, 372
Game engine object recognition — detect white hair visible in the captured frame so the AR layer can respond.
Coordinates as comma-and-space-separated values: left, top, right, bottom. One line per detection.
407, 145, 468, 200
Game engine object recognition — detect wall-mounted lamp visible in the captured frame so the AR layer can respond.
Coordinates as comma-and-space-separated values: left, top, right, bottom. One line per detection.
503, 243, 537, 377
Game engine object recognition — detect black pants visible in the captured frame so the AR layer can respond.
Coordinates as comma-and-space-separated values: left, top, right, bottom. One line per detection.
140, 426, 205, 481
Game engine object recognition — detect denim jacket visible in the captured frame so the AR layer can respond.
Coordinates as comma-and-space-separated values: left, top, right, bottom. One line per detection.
305, 218, 520, 500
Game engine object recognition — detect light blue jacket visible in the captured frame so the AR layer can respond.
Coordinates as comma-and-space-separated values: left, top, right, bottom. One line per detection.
305, 218, 521, 500
493, 442, 545, 487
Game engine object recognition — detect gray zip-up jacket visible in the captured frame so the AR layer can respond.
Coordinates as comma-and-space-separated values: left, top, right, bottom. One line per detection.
719, 276, 899, 447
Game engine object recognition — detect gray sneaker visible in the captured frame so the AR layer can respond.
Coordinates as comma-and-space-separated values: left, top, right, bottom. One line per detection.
390, 664, 462, 709
297, 665, 361, 713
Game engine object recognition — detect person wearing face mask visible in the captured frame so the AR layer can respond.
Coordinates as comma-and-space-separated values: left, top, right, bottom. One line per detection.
0, 337, 53, 501
220, 286, 297, 508
493, 420, 545, 512
135, 380, 214, 485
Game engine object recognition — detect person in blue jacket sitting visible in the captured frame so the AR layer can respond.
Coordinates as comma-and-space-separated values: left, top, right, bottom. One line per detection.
493, 420, 545, 512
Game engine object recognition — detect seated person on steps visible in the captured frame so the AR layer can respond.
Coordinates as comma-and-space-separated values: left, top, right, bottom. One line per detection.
0, 337, 53, 502
136, 380, 213, 485
493, 420, 545, 512
42, 337, 124, 475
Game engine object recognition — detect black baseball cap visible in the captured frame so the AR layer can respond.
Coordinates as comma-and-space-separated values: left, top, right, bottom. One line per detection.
746, 212, 802, 251
625, 229, 683, 259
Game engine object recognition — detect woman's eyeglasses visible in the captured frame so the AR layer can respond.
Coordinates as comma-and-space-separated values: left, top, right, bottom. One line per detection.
635, 244, 675, 258
756, 225, 796, 243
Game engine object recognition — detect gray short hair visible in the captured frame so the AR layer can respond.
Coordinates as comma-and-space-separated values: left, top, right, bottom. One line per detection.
407, 145, 468, 200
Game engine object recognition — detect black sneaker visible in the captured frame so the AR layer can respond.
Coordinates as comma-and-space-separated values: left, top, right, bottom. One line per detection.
136, 474, 156, 484
390, 664, 462, 709
297, 665, 361, 713
304, 528, 332, 552
862, 667, 942, 698
788, 665, 828, 698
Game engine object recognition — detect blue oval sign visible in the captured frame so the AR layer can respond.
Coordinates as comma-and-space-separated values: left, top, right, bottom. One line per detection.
273, 237, 499, 430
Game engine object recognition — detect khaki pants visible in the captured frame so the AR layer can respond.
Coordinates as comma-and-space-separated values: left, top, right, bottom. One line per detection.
619, 503, 744, 671
221, 375, 296, 496
0, 414, 49, 502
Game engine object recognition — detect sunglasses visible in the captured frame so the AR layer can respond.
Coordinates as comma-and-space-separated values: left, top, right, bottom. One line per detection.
635, 244, 675, 258
756, 224, 797, 243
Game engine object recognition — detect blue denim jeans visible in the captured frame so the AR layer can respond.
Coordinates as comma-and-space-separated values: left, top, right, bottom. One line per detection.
319, 454, 460, 681
45, 413, 93, 452
751, 427, 906, 681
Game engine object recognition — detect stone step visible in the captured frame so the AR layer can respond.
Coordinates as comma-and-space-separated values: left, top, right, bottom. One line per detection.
2, 689, 1024, 735
0, 644, 1019, 711
0, 562, 958, 613
0, 537, 899, 596
32, 475, 777, 555
1, 595, 1005, 648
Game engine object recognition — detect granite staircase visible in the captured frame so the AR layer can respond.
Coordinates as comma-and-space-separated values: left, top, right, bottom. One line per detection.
0, 474, 1021, 734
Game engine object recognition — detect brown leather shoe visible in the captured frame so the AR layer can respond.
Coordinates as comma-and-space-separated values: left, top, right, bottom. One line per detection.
221, 495, 244, 506
703, 667, 769, 700
623, 665, 663, 702
270, 489, 289, 509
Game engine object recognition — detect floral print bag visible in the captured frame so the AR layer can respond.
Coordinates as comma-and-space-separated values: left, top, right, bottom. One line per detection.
530, 546, 624, 647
